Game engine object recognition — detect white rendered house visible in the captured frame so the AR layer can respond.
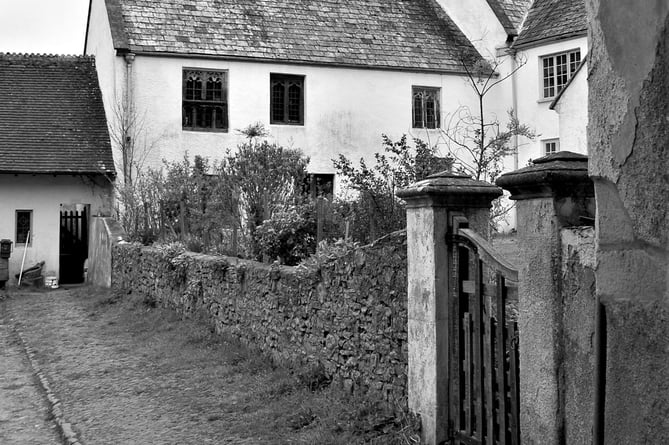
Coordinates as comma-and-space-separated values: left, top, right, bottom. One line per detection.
511, 0, 588, 166
84, 0, 515, 192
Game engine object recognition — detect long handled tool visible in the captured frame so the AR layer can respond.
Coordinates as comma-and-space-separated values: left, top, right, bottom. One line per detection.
17, 230, 30, 286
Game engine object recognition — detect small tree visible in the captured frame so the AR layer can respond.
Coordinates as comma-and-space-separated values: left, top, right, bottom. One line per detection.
333, 135, 451, 243
107, 99, 162, 237
439, 54, 535, 229
442, 54, 534, 182
108, 100, 157, 187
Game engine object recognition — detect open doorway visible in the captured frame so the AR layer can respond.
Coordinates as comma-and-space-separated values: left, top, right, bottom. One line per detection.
59, 204, 89, 284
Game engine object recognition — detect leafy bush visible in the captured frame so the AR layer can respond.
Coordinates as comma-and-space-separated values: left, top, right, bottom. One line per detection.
254, 203, 317, 265
116, 124, 311, 259
332, 135, 450, 243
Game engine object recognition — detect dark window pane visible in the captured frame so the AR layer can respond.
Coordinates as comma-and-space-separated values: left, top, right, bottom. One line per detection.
206, 76, 222, 101
214, 105, 226, 129
272, 82, 285, 122
413, 93, 423, 128
16, 211, 31, 244
288, 83, 301, 122
183, 104, 194, 127
197, 106, 213, 128
425, 98, 436, 129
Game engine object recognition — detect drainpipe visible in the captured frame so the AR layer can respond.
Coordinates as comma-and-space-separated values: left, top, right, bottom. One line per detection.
510, 50, 519, 170
123, 53, 135, 185
124, 52, 136, 116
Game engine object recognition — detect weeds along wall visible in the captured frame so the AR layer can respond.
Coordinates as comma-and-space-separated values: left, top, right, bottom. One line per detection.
112, 232, 408, 406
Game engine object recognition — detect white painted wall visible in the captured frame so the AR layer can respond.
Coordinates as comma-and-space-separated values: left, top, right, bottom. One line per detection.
513, 37, 588, 167
553, 62, 588, 155
84, 49, 513, 195
128, 56, 510, 175
0, 175, 112, 284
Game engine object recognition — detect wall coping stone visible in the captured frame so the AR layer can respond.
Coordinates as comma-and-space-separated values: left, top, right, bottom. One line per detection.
496, 151, 593, 201
397, 171, 502, 208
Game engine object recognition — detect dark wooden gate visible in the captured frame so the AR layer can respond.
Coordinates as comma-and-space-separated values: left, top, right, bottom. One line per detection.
447, 227, 520, 445
59, 208, 88, 284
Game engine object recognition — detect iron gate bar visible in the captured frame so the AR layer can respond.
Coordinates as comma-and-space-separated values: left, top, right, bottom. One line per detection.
448, 227, 520, 445
484, 280, 494, 444
450, 244, 465, 438
508, 323, 521, 444
473, 258, 483, 440
495, 274, 508, 445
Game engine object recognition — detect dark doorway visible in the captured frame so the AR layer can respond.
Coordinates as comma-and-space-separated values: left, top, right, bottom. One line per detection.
59, 207, 88, 284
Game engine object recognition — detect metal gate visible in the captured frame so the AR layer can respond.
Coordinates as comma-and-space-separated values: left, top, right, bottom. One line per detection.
447, 226, 520, 445
59, 208, 88, 284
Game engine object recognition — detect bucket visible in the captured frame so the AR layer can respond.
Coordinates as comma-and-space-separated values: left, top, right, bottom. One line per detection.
45, 275, 59, 289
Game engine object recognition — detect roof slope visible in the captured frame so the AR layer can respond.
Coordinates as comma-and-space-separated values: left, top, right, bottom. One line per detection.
486, 0, 532, 36
103, 0, 483, 72
514, 0, 587, 48
0, 54, 115, 176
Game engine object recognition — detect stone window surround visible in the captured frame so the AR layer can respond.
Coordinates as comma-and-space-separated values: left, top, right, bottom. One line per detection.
412, 86, 441, 129
182, 68, 228, 132
270, 73, 305, 126
15, 209, 32, 245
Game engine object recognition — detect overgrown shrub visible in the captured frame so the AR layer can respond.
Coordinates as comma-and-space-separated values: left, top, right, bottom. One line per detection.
254, 202, 317, 265
115, 123, 311, 259
333, 135, 450, 243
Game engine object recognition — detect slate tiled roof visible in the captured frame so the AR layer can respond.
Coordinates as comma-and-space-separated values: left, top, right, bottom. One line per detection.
103, 0, 484, 73
0, 54, 115, 176
513, 0, 587, 48
486, 0, 532, 36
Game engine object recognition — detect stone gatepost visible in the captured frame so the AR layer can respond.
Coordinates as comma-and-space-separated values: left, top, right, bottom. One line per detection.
496, 152, 595, 444
397, 172, 502, 445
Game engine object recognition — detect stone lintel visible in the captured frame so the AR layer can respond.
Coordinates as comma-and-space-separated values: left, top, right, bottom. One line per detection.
496, 152, 593, 201
397, 171, 502, 209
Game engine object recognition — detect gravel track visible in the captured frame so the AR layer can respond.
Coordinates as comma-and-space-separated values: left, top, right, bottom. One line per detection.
3, 287, 360, 445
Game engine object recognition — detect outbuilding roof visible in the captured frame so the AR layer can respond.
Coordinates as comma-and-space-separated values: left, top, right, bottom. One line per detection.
98, 0, 484, 73
513, 0, 587, 48
0, 54, 115, 177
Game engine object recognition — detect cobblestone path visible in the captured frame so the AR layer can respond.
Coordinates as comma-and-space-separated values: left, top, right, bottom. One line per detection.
0, 301, 59, 444
2, 288, 350, 445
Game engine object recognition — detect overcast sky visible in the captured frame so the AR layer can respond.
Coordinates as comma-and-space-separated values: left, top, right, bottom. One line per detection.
0, 0, 90, 55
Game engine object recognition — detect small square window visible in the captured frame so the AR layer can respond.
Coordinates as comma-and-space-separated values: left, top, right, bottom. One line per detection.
16, 210, 32, 244
412, 86, 440, 129
540, 50, 581, 99
544, 139, 560, 154
270, 74, 305, 125
182, 69, 228, 132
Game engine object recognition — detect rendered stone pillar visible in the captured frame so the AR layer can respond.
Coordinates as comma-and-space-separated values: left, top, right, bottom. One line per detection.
397, 172, 501, 445
496, 152, 594, 444
587, 2, 669, 442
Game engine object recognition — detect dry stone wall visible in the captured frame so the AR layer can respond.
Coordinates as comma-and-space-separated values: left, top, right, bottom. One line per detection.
112, 232, 408, 406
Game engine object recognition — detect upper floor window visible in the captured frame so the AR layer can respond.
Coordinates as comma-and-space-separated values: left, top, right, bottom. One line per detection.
270, 74, 304, 125
16, 210, 32, 244
182, 69, 228, 131
541, 49, 581, 99
412, 86, 440, 129
544, 138, 560, 154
